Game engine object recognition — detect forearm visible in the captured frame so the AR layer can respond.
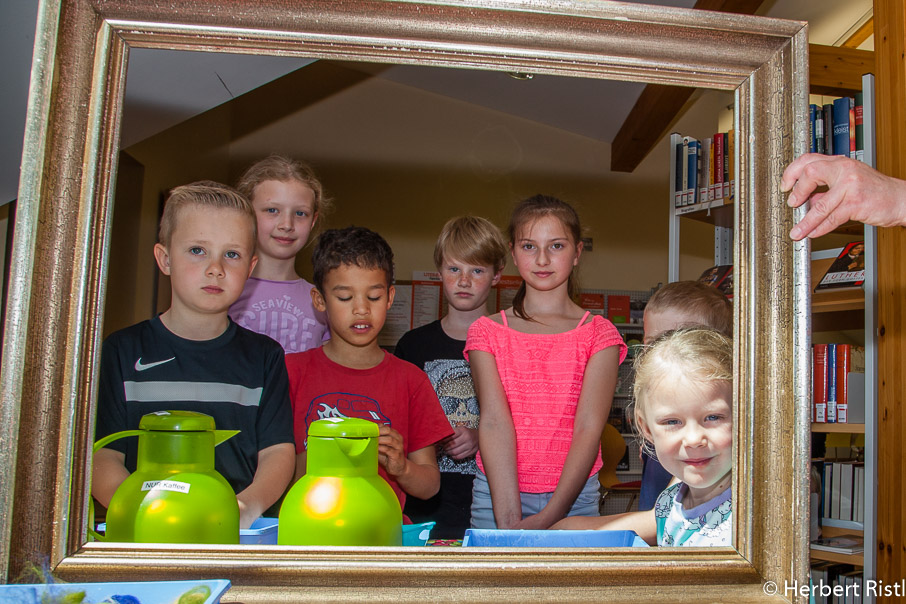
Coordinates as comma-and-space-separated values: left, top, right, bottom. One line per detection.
469, 350, 522, 528
91, 448, 130, 507
479, 418, 522, 528
390, 457, 441, 500
236, 443, 295, 528
552, 509, 657, 544
536, 424, 605, 525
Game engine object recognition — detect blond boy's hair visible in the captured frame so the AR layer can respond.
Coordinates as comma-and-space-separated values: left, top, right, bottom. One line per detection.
433, 215, 508, 273
158, 181, 256, 249
645, 281, 732, 336
631, 328, 733, 456
236, 155, 332, 239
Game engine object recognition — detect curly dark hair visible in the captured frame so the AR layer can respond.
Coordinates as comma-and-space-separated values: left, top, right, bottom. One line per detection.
311, 226, 394, 292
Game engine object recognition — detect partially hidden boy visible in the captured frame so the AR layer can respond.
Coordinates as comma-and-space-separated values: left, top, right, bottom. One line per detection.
285, 226, 453, 515
92, 181, 296, 529
394, 215, 507, 538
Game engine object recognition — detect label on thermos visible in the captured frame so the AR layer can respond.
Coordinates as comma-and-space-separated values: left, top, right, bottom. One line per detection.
141, 480, 191, 494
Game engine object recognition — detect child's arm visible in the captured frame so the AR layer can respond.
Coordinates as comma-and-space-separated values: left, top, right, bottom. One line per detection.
235, 442, 295, 528
552, 508, 658, 545
378, 425, 441, 500
469, 349, 522, 529
293, 451, 307, 483
91, 448, 131, 507
442, 426, 479, 460
515, 346, 620, 530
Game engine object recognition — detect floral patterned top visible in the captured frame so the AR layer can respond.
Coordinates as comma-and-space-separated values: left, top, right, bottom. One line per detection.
654, 482, 732, 546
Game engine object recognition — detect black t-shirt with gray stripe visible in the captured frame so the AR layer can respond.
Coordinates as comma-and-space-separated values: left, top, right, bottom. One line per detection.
95, 316, 294, 495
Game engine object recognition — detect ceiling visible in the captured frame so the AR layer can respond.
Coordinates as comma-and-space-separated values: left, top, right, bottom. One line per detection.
1, 0, 872, 205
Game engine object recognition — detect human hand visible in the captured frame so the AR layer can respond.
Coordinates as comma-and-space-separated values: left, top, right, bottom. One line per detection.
378, 425, 408, 478
511, 510, 557, 530
236, 497, 258, 530
442, 426, 479, 460
782, 154, 906, 240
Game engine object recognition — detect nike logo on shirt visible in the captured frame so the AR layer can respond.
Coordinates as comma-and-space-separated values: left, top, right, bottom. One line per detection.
134, 357, 176, 372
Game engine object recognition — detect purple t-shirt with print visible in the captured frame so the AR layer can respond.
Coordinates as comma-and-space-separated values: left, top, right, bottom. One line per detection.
229, 277, 329, 354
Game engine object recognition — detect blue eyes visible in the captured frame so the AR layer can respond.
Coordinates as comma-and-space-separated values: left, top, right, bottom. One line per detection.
263, 208, 308, 217
187, 247, 240, 259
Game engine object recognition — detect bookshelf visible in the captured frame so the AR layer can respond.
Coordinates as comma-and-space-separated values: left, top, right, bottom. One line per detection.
667, 73, 878, 599
807, 73, 878, 597
667, 132, 734, 282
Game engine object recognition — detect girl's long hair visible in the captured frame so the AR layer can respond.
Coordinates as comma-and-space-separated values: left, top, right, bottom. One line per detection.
507, 194, 582, 321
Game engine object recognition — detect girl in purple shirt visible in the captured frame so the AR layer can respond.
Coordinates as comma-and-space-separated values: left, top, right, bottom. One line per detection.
229, 156, 332, 353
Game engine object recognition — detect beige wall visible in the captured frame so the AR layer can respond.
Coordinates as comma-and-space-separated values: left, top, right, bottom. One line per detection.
112, 61, 730, 333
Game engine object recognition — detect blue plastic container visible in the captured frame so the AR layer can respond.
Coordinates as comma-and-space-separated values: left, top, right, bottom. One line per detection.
0, 579, 231, 604
240, 517, 279, 545
401, 521, 435, 546
462, 529, 648, 547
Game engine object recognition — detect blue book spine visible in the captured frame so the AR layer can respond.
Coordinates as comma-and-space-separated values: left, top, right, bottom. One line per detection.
826, 343, 837, 423
832, 98, 850, 157
809, 104, 817, 153
675, 141, 683, 207
686, 139, 699, 205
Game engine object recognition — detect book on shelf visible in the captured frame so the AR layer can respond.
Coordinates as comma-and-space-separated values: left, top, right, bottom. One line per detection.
810, 535, 864, 555
813, 343, 863, 424
698, 265, 733, 298
854, 92, 864, 162
819, 459, 864, 525
827, 343, 838, 423
699, 136, 711, 203
809, 93, 868, 166
823, 103, 834, 155
671, 130, 736, 210
813, 344, 828, 423
815, 241, 866, 290
607, 295, 631, 324
832, 96, 852, 159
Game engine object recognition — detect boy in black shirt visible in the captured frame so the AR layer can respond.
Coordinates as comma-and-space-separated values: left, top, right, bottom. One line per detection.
92, 181, 295, 529
394, 216, 507, 538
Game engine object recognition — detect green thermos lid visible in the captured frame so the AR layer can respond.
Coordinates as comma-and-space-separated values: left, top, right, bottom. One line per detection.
308, 417, 380, 438
138, 410, 218, 431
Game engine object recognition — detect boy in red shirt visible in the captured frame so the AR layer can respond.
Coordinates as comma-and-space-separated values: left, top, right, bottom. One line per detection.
285, 226, 453, 511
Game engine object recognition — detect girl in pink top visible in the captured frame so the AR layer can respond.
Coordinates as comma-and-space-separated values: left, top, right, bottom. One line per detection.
465, 195, 626, 530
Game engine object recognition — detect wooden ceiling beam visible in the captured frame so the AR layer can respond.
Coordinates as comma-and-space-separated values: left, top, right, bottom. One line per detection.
809, 44, 875, 96
842, 16, 873, 49
610, 0, 765, 173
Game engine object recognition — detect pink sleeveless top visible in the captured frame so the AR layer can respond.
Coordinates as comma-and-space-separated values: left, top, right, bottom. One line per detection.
464, 311, 627, 493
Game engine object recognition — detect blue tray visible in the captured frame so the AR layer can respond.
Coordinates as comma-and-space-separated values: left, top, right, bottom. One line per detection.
462, 529, 648, 547
0, 579, 231, 603
240, 517, 279, 545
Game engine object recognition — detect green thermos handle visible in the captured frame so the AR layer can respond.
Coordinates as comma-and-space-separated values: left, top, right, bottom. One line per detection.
93, 430, 143, 453
89, 429, 143, 541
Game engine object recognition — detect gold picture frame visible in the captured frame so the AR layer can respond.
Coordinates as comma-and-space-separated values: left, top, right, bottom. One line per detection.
0, 0, 811, 601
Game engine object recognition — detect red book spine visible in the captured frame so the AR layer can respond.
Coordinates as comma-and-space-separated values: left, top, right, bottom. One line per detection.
712, 133, 724, 200
813, 344, 828, 423
836, 344, 851, 423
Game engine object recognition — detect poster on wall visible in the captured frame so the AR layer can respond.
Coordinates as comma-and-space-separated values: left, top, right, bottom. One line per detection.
379, 282, 413, 348
411, 271, 443, 329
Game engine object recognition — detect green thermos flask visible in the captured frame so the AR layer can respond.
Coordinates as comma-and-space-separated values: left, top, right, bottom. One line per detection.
93, 410, 240, 544
279, 417, 402, 545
